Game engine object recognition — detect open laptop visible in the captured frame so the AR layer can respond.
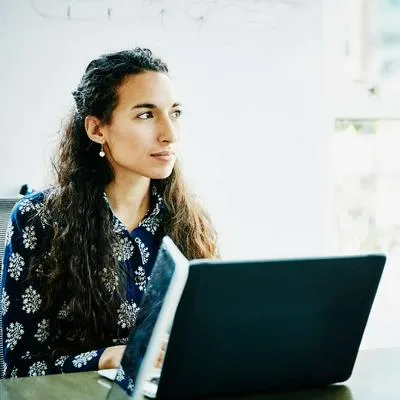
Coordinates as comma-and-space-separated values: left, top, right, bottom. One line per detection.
100, 237, 386, 399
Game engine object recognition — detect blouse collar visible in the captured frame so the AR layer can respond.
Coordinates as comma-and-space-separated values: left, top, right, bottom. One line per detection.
102, 182, 165, 235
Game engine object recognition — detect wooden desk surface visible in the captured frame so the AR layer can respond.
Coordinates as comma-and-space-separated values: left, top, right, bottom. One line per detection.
1, 347, 399, 400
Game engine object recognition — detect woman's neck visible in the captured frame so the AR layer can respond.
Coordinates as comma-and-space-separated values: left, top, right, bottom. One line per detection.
105, 174, 151, 232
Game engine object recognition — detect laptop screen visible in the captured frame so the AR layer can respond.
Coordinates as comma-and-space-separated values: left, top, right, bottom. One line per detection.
106, 237, 185, 400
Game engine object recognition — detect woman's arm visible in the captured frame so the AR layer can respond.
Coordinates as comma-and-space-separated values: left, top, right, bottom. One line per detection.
0, 199, 113, 377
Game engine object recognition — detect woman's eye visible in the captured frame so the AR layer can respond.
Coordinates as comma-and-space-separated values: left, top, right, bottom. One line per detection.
137, 112, 153, 120
171, 110, 183, 118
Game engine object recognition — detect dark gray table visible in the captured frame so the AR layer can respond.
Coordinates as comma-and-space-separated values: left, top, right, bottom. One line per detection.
0, 347, 399, 400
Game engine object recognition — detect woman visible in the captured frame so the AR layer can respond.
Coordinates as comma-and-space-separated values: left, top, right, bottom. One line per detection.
1, 47, 218, 378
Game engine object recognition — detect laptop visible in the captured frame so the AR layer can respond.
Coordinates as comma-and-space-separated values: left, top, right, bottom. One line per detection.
100, 237, 386, 399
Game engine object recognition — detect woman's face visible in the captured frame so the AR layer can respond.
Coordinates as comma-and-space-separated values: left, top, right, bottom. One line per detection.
102, 71, 182, 180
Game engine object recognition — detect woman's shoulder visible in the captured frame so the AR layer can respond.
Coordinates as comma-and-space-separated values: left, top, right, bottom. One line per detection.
9, 190, 51, 229
12, 191, 45, 214
17, 190, 46, 206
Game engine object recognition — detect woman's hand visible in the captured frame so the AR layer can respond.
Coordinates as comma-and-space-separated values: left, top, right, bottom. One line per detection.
155, 334, 169, 369
155, 348, 165, 369
98, 345, 126, 370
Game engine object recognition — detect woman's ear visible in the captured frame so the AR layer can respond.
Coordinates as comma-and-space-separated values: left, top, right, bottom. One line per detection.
85, 115, 107, 144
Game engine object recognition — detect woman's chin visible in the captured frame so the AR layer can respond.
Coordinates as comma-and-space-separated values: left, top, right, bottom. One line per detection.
149, 167, 174, 180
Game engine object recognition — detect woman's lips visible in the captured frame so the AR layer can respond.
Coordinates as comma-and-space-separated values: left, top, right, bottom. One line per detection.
150, 152, 175, 162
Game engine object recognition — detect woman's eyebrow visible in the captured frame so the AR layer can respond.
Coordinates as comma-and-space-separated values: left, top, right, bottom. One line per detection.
131, 102, 182, 110
131, 103, 156, 109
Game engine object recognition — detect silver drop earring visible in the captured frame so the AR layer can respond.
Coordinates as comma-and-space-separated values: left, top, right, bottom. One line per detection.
99, 143, 105, 157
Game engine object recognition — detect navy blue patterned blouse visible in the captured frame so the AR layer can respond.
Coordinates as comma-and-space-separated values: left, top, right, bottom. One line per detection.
1, 184, 166, 378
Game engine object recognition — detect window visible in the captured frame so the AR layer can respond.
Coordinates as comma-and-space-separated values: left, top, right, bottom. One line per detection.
332, 119, 400, 254
323, 0, 400, 348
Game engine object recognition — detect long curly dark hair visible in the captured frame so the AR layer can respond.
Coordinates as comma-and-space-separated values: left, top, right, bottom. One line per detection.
30, 48, 218, 353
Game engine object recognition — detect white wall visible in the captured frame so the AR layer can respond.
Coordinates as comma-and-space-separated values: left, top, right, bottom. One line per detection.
0, 0, 326, 259
1, 0, 399, 350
